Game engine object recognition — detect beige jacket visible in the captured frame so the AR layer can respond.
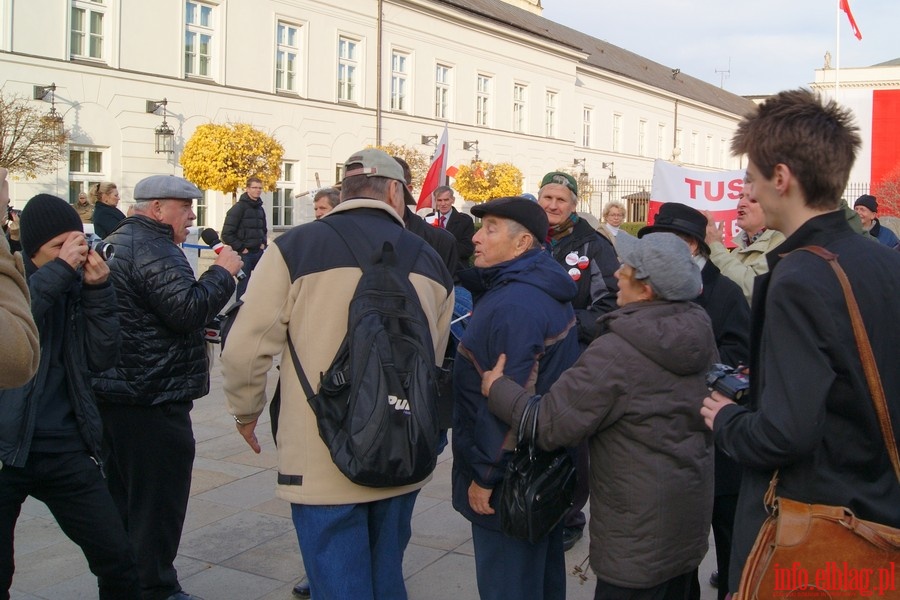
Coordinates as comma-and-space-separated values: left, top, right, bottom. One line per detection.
0, 236, 39, 388
222, 199, 454, 505
708, 228, 785, 305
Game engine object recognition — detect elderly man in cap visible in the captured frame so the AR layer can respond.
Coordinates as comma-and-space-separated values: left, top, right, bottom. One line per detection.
0, 194, 140, 599
854, 194, 899, 247
539, 170, 620, 550
482, 232, 717, 600
222, 148, 453, 600
451, 196, 579, 600
92, 175, 242, 600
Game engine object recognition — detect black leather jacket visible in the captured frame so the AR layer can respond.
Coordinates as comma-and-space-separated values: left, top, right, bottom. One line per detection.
92, 216, 235, 405
0, 259, 120, 468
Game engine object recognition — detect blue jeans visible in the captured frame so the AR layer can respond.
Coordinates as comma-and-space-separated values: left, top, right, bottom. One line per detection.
472, 522, 566, 600
291, 491, 418, 600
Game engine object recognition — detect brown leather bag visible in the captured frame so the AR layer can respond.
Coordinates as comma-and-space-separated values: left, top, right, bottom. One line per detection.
737, 246, 900, 599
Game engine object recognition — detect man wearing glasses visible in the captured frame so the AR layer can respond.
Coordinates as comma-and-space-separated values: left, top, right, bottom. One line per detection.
223, 177, 268, 300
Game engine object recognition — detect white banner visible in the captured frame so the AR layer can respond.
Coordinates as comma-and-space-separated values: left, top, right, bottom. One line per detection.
650, 159, 746, 247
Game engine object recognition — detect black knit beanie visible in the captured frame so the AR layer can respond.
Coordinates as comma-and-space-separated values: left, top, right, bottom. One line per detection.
20, 194, 84, 258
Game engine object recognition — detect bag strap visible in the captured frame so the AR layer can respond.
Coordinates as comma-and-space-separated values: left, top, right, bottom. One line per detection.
321, 214, 421, 278
794, 245, 900, 482
287, 335, 315, 399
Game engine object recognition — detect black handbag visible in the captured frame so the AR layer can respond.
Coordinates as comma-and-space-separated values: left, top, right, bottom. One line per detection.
497, 396, 577, 544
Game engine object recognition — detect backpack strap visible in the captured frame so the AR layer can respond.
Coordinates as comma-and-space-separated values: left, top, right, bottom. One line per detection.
322, 213, 424, 280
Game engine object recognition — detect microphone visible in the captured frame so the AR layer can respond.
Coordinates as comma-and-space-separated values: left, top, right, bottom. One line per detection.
201, 228, 245, 280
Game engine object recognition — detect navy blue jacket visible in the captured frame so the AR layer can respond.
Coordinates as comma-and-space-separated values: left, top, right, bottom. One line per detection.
0, 259, 120, 468
451, 248, 579, 530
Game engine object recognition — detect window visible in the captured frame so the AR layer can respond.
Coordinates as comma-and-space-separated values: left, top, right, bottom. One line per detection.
68, 146, 105, 204
638, 120, 647, 157
276, 22, 300, 93
476, 75, 491, 127
720, 138, 727, 168
612, 114, 622, 153
195, 192, 208, 228
273, 162, 296, 227
71, 0, 106, 60
657, 123, 666, 158
513, 83, 527, 133
545, 91, 557, 138
706, 135, 713, 166
185, 1, 214, 78
582, 107, 592, 148
338, 37, 359, 102
391, 51, 409, 112
434, 64, 451, 120
691, 131, 698, 164
676, 128, 683, 159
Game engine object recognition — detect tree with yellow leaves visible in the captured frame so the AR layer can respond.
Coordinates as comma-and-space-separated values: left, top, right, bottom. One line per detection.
180, 123, 284, 203
452, 161, 522, 203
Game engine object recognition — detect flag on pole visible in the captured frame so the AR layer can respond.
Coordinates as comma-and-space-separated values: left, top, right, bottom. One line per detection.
416, 124, 449, 211
840, 0, 862, 40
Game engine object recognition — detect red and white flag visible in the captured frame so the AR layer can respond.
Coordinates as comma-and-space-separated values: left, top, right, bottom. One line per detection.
416, 124, 449, 211
840, 0, 862, 41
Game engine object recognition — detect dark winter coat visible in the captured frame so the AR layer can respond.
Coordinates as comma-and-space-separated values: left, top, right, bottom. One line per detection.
91, 216, 235, 405
546, 218, 619, 344
0, 258, 120, 468
429, 208, 475, 272
405, 207, 458, 277
488, 300, 718, 588
451, 248, 579, 530
714, 210, 900, 592
92, 201, 126, 239
222, 193, 268, 253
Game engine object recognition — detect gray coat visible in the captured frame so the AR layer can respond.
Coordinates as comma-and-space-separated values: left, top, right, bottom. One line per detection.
488, 300, 718, 588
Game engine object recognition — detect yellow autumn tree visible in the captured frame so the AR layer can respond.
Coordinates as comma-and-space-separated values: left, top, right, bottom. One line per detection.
370, 143, 430, 190
452, 161, 523, 203
180, 123, 284, 203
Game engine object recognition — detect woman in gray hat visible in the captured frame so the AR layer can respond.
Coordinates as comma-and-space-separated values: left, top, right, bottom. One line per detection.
481, 232, 718, 600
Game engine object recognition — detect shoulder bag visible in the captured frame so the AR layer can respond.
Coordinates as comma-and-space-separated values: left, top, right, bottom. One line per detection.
497, 395, 577, 544
737, 245, 900, 599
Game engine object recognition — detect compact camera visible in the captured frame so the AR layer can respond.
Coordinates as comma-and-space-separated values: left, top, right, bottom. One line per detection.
706, 363, 750, 403
85, 234, 115, 261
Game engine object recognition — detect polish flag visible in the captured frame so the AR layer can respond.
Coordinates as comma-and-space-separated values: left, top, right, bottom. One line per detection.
416, 124, 449, 211
840, 0, 862, 41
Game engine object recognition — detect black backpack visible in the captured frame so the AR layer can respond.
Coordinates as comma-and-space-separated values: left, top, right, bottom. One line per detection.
288, 216, 441, 487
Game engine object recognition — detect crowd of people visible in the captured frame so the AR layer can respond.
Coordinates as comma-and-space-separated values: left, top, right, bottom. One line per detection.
1, 89, 899, 600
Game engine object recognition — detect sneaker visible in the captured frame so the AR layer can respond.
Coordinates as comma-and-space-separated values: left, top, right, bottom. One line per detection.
562, 526, 583, 552
292, 576, 311, 598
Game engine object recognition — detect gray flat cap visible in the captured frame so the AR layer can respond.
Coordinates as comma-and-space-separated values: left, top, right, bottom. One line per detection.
134, 175, 203, 201
617, 232, 702, 302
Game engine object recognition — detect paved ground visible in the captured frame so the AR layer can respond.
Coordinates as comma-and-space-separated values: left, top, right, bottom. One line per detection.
10, 359, 719, 600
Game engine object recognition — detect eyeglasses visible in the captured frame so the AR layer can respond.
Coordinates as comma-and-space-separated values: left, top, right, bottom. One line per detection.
248, 186, 263, 190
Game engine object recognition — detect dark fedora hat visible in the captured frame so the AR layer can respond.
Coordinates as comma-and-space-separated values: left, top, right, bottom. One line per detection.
638, 202, 709, 254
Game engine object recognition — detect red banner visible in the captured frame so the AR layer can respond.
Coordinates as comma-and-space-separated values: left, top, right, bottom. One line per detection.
650, 160, 746, 248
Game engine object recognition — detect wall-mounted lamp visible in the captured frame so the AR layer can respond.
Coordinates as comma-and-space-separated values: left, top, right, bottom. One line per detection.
602, 161, 615, 173
421, 134, 438, 146
146, 99, 175, 154
573, 158, 587, 172
463, 140, 479, 161
602, 162, 617, 194
33, 83, 65, 142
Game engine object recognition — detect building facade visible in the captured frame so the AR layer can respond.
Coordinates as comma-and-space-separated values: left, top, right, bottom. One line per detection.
1, 0, 755, 228
812, 57, 900, 212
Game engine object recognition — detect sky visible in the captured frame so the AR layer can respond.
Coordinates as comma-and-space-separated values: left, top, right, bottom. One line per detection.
541, 0, 899, 96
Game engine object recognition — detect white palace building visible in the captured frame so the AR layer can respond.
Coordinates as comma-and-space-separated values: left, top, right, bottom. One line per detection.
4, 0, 766, 228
